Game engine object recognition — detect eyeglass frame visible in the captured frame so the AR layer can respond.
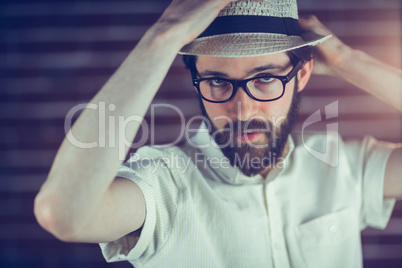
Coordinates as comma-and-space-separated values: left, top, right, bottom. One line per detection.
192, 59, 305, 103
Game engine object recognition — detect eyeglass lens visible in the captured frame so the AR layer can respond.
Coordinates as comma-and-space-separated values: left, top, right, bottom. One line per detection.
199, 77, 284, 102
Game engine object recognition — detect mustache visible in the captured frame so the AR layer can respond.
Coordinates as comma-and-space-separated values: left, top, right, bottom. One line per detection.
219, 119, 274, 134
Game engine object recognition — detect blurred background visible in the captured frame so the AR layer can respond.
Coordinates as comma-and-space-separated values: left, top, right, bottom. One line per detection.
0, 0, 401, 267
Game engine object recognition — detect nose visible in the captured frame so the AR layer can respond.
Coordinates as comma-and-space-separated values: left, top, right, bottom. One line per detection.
230, 86, 258, 121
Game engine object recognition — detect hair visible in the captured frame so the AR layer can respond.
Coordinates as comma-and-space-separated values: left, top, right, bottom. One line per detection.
181, 45, 315, 77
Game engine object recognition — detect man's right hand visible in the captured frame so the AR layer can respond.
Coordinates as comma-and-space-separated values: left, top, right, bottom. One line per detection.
156, 0, 263, 47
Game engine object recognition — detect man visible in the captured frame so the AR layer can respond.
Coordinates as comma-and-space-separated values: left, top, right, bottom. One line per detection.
34, 0, 401, 267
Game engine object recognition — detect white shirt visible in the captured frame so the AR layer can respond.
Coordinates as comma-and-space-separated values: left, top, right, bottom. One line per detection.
99, 123, 396, 268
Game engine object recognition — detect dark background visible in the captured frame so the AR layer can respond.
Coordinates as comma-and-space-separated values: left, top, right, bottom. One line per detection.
0, 0, 401, 267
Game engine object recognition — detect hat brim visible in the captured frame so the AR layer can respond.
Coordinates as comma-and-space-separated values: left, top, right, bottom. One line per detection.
178, 33, 331, 57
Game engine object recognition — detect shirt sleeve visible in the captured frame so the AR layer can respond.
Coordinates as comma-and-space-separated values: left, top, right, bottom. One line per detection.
99, 147, 181, 264
359, 136, 397, 230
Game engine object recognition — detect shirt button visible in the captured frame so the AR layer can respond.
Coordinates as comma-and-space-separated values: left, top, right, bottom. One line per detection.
274, 242, 280, 250
329, 225, 337, 233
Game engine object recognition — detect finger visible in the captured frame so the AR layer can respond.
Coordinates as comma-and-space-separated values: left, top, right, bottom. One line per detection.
299, 15, 333, 36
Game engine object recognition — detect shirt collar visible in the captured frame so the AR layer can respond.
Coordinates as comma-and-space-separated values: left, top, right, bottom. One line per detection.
188, 122, 295, 185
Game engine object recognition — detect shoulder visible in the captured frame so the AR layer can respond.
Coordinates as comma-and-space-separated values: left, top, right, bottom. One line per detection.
290, 132, 397, 172
291, 132, 373, 156
126, 145, 186, 164
290, 132, 382, 170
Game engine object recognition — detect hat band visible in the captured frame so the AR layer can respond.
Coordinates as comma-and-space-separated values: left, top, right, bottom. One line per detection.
198, 16, 301, 38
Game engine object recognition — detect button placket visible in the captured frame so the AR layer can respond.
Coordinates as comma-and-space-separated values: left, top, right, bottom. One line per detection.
266, 182, 291, 268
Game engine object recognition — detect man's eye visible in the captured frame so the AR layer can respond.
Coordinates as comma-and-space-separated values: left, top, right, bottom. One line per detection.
211, 79, 225, 86
257, 77, 274, 83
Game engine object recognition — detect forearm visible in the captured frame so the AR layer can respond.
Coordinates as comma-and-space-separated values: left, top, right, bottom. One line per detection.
299, 16, 402, 111
330, 46, 402, 111
34, 24, 185, 237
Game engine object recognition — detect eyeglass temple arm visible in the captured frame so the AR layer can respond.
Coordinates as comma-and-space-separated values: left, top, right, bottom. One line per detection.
286, 60, 305, 81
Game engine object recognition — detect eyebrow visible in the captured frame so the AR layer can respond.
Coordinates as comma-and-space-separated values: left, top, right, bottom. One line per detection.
198, 64, 283, 78
247, 64, 283, 76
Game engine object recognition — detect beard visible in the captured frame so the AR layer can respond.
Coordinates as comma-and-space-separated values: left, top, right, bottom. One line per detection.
199, 84, 301, 177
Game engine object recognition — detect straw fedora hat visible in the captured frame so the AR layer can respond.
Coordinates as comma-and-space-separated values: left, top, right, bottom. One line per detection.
179, 0, 331, 57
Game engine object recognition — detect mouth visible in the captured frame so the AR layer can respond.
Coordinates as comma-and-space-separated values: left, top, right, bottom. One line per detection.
236, 131, 263, 143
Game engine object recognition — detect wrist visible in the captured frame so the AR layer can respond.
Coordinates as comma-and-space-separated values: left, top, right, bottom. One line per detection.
150, 13, 207, 48
326, 41, 354, 76
140, 22, 189, 53
150, 1, 230, 49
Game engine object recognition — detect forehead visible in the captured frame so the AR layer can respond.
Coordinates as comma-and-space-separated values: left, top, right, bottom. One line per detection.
196, 52, 290, 74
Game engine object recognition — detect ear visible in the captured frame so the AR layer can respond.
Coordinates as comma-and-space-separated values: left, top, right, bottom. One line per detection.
296, 59, 313, 93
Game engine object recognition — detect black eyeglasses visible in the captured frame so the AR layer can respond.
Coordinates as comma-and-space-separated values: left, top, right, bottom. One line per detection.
192, 60, 304, 103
